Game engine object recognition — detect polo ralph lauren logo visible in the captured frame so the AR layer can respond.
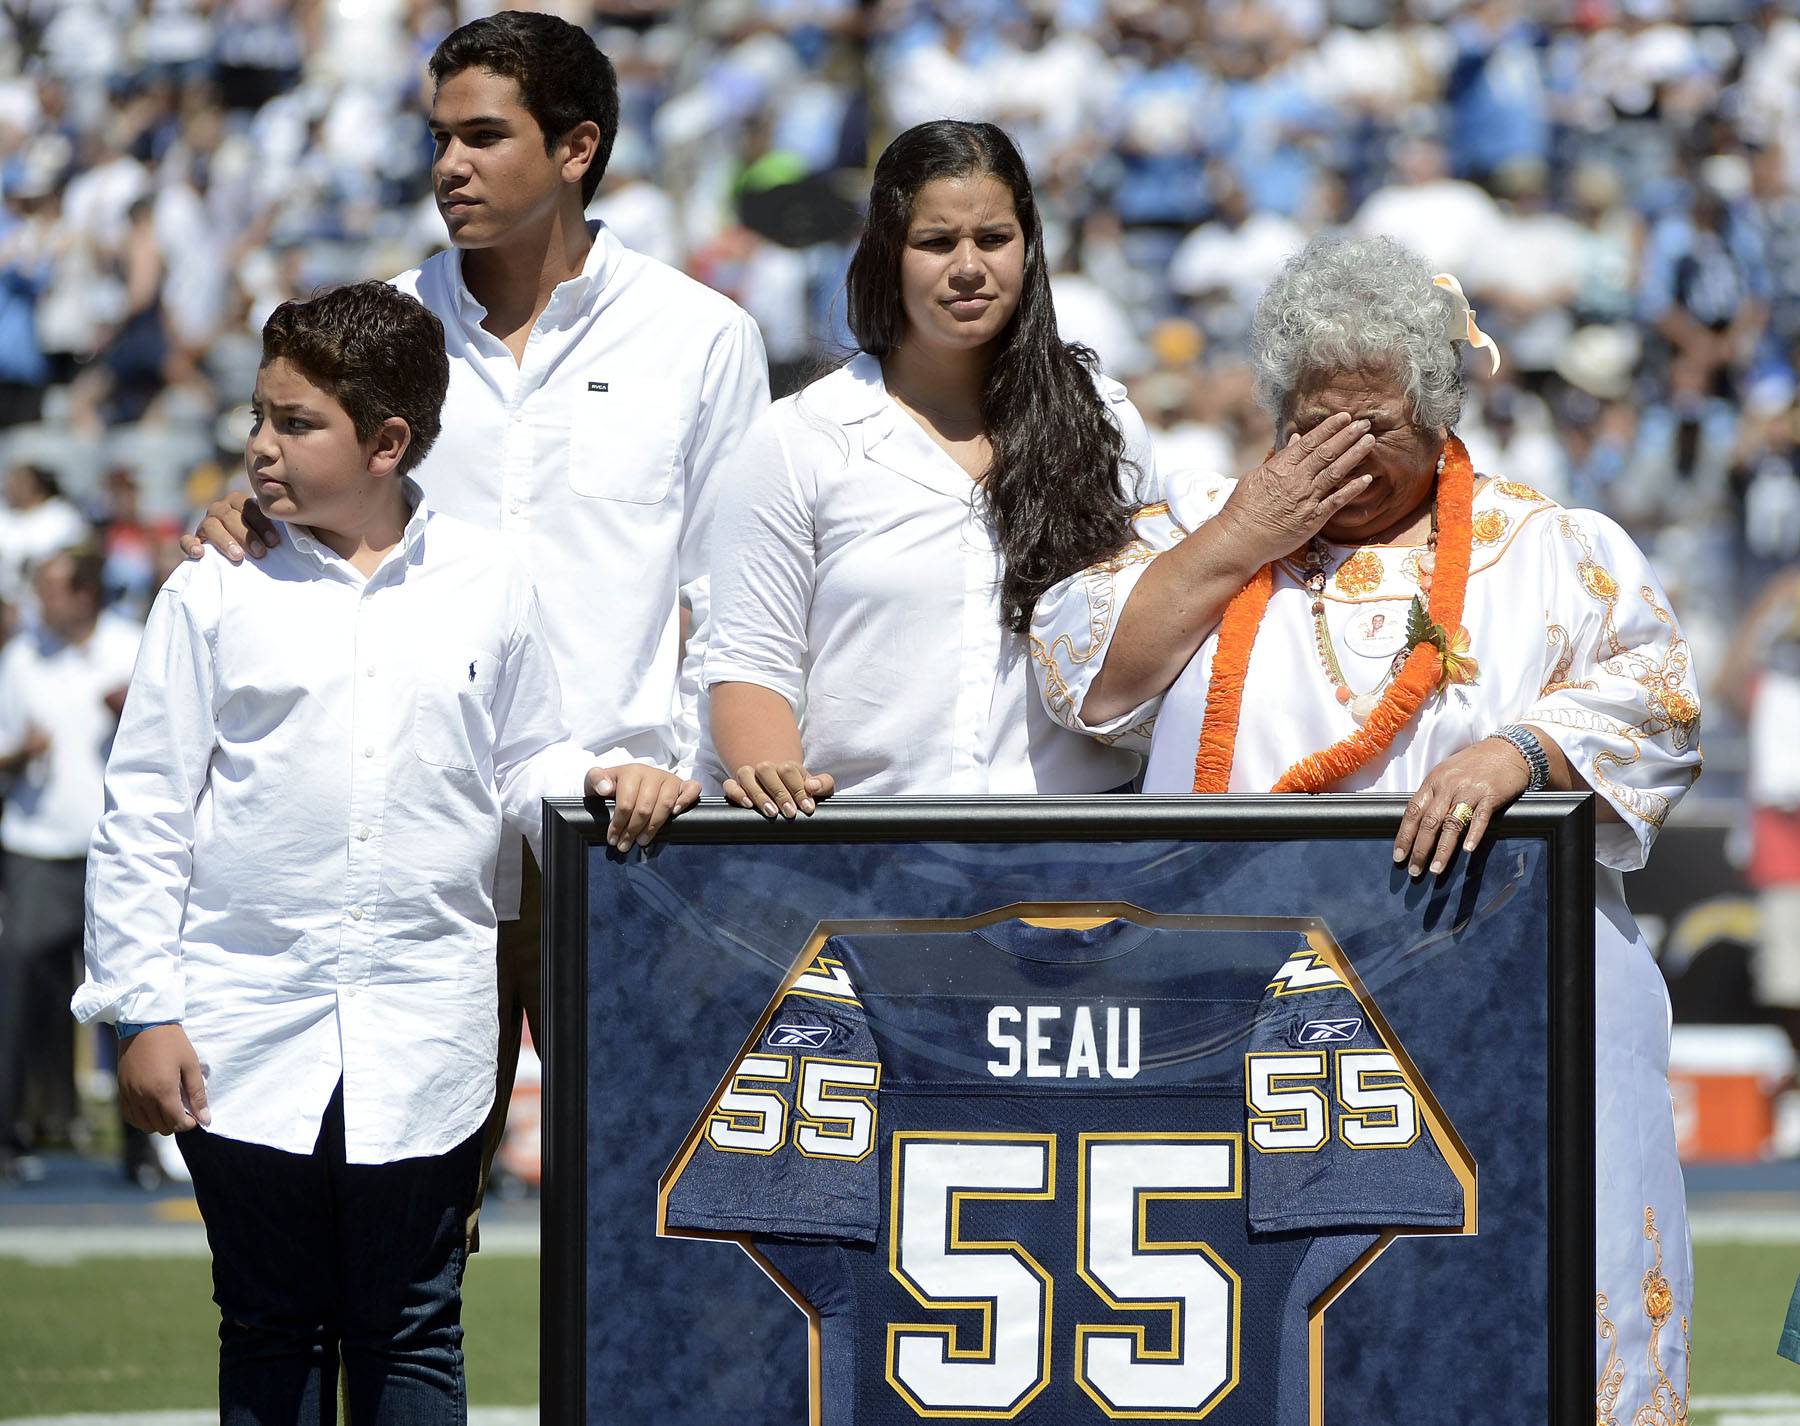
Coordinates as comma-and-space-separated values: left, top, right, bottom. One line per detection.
587, 381, 609, 392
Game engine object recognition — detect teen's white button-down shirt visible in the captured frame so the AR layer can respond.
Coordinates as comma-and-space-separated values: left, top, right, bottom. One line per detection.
699, 353, 1156, 795
73, 495, 603, 1163
394, 221, 769, 777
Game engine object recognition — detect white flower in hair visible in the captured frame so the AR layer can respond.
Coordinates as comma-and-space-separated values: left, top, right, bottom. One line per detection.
1431, 273, 1501, 376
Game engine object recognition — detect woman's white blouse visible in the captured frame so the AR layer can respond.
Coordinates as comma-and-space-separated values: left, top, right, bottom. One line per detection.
701, 353, 1157, 794
1030, 471, 1703, 870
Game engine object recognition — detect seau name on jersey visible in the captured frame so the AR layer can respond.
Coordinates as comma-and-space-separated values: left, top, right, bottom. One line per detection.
984, 1003, 1140, 1080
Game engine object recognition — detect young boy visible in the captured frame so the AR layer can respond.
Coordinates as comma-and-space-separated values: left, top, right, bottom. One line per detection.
74, 282, 698, 1424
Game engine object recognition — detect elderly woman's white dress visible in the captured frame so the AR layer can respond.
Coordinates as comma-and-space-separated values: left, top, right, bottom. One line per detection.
1032, 469, 1700, 1422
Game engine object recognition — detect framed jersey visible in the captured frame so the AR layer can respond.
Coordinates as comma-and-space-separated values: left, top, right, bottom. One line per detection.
541, 796, 1594, 1426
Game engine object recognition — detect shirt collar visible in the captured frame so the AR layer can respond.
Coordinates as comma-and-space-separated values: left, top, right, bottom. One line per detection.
280, 476, 431, 574
805, 352, 891, 425
449, 220, 621, 324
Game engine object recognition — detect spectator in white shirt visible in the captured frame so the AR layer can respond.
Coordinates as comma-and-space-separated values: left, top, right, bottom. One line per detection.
0, 463, 91, 612
703, 121, 1156, 814
76, 284, 698, 1422
183, 11, 770, 1226
0, 547, 138, 1184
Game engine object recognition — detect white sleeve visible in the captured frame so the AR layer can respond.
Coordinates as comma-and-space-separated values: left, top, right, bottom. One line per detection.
1519, 510, 1704, 872
701, 407, 817, 712
1102, 383, 1161, 504
672, 309, 771, 776
1028, 473, 1220, 749
0, 643, 26, 753
490, 587, 614, 866
75, 582, 217, 1026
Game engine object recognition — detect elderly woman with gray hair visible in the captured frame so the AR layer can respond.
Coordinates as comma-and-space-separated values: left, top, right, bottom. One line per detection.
1030, 233, 1700, 1419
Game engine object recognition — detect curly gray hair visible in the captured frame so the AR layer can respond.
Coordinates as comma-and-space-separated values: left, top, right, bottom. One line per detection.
1249, 234, 1465, 433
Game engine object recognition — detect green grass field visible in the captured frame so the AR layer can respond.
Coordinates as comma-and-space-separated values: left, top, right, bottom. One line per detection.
0, 1244, 1791, 1422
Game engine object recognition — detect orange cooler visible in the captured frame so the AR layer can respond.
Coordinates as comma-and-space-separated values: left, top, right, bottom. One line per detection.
1668, 1025, 1795, 1162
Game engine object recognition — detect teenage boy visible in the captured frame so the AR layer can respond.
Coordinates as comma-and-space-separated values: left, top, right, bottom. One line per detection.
184, 13, 769, 1205
77, 282, 699, 1423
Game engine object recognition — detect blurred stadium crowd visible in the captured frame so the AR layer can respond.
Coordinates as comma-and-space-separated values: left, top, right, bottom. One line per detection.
2, 0, 1800, 1175
1, 0, 1799, 636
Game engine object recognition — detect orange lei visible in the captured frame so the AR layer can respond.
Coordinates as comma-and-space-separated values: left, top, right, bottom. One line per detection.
1190, 435, 1475, 795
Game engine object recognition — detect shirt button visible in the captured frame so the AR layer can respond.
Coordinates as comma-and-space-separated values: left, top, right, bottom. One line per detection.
365, 664, 376, 678
509, 498, 522, 513
363, 744, 374, 758
357, 825, 372, 842
350, 906, 364, 921
345, 986, 358, 999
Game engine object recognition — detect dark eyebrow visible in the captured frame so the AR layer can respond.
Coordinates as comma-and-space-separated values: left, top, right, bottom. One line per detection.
428, 115, 512, 131
910, 221, 1018, 239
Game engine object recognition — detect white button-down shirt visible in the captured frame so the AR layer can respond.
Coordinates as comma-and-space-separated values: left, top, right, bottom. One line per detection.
73, 494, 600, 1162
393, 221, 769, 775
699, 353, 1155, 795
0, 611, 140, 859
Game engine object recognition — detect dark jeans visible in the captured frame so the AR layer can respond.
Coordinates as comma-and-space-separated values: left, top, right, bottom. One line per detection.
177, 1083, 482, 1426
0, 852, 84, 1162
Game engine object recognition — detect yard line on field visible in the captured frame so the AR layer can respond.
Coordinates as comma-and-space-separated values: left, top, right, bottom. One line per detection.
0, 1221, 539, 1263
1693, 1397, 1800, 1409
1, 1413, 538, 1425
1691, 1211, 1800, 1243
1713, 1414, 1800, 1425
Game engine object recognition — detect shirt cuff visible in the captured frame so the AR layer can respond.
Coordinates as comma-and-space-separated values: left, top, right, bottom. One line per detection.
115, 1019, 179, 1040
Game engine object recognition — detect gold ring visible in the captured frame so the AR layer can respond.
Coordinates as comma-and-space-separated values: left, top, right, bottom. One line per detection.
1448, 801, 1476, 829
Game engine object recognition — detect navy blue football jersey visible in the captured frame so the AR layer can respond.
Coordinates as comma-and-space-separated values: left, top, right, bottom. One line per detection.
662, 919, 1466, 1424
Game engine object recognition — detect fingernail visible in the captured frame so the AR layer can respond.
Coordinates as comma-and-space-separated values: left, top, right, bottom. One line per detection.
800, 799, 814, 813
781, 802, 795, 816
249, 541, 264, 556
762, 802, 776, 816
227, 544, 243, 561
1464, 838, 1477, 852
1392, 847, 1405, 862
187, 545, 202, 559
1430, 860, 1444, 874
1409, 864, 1421, 878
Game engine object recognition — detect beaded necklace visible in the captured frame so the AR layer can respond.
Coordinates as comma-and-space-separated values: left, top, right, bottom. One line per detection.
1303, 457, 1442, 726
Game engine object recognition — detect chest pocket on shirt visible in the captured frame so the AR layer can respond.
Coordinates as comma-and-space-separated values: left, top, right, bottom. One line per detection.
414, 658, 499, 773
567, 379, 682, 504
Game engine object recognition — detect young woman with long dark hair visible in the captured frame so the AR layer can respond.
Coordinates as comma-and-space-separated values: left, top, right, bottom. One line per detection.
701, 119, 1157, 813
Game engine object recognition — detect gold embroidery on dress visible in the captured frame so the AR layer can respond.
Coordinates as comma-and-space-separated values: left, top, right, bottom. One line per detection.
1029, 538, 1157, 732
1496, 480, 1549, 503
1333, 548, 1384, 596
1597, 1293, 1623, 1426
1597, 1209, 1690, 1426
1542, 624, 1596, 696
1633, 1207, 1689, 1426
1529, 519, 1703, 827
1472, 509, 1510, 546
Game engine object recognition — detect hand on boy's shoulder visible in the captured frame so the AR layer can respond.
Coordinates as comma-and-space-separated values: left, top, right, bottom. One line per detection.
180, 489, 281, 565
588, 763, 702, 851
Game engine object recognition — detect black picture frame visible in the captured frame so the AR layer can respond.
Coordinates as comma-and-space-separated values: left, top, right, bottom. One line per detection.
542, 793, 1594, 1424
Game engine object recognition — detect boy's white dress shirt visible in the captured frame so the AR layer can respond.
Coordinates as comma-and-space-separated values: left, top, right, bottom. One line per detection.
0, 610, 140, 859
699, 353, 1157, 795
73, 492, 608, 1163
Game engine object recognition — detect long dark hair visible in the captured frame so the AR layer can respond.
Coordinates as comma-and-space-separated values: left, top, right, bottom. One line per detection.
844, 121, 1137, 634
